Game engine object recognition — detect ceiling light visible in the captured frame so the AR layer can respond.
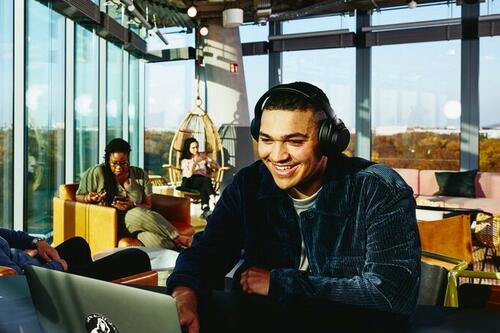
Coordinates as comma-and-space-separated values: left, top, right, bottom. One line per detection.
127, 4, 135, 12
187, 5, 197, 18
222, 8, 243, 28
408, 0, 417, 9
199, 26, 208, 36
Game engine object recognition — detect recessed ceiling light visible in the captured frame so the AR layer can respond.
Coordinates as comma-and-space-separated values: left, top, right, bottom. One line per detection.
187, 5, 197, 18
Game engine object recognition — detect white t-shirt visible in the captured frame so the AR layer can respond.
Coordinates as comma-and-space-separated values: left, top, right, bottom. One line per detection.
289, 187, 322, 272
181, 157, 209, 178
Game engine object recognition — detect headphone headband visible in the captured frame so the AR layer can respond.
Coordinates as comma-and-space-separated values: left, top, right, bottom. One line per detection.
254, 84, 335, 122
251, 82, 350, 156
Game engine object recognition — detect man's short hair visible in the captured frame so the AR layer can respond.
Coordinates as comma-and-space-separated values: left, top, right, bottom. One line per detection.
262, 82, 331, 115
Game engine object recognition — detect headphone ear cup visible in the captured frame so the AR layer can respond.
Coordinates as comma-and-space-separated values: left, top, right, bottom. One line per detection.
336, 126, 351, 153
318, 120, 335, 155
318, 119, 350, 155
250, 118, 259, 141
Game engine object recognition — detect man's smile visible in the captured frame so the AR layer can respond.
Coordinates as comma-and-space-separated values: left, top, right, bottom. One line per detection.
271, 163, 299, 176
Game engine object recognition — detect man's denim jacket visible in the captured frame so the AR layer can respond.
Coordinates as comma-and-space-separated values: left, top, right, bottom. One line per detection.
167, 155, 421, 316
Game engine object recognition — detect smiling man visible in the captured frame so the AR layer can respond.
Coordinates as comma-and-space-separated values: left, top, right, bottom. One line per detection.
166, 82, 421, 333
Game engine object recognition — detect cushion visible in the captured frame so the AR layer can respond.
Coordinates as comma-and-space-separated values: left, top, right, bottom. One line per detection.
434, 170, 477, 198
58, 183, 79, 201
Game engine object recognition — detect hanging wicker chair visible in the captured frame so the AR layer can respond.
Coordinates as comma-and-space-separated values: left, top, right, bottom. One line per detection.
162, 99, 229, 200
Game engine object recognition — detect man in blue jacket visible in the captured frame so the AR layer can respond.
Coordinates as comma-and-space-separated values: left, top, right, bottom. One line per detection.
0, 228, 151, 281
166, 82, 421, 333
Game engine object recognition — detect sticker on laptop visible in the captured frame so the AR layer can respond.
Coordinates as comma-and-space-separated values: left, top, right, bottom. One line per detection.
86, 313, 119, 333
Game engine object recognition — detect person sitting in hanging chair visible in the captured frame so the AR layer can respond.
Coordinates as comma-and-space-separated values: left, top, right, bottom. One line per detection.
180, 138, 219, 218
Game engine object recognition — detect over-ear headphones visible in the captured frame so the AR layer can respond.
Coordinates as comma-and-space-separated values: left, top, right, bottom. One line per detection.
250, 82, 350, 156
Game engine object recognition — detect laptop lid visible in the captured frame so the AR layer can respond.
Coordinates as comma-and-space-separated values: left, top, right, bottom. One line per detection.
25, 265, 182, 333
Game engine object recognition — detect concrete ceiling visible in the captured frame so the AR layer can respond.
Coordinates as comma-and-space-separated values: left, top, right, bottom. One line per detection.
134, 0, 451, 29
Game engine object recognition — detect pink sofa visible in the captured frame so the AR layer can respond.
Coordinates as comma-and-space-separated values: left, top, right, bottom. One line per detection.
394, 168, 500, 215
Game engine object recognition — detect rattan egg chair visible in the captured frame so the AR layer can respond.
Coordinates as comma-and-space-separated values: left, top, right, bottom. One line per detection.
162, 97, 229, 201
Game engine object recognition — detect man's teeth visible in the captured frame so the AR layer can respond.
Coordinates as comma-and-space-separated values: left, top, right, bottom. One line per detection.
275, 165, 292, 171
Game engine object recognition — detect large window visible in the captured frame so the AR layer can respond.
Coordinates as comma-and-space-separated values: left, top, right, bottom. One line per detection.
0, 0, 14, 229
239, 23, 268, 43
106, 2, 124, 25
106, 42, 124, 143
240, 24, 269, 117
145, 60, 194, 176
146, 28, 195, 51
129, 54, 140, 165
282, 48, 356, 155
243, 55, 268, 118
371, 4, 460, 25
479, 37, 500, 172
25, 0, 66, 235
372, 41, 461, 170
74, 25, 99, 181
283, 14, 356, 33
481, 0, 500, 15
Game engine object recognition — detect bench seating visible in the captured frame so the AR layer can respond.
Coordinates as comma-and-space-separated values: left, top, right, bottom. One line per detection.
394, 169, 500, 214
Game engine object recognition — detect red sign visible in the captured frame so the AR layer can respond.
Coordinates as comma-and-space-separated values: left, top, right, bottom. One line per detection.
229, 63, 238, 73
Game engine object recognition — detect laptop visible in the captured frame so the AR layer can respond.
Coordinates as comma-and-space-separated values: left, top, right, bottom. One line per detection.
24, 265, 182, 333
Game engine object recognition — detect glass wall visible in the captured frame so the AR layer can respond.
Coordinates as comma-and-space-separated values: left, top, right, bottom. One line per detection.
147, 27, 195, 51
0, 0, 14, 229
145, 60, 194, 176
479, 37, 500, 172
243, 55, 268, 118
25, 0, 66, 235
371, 4, 460, 25
282, 48, 356, 156
481, 0, 500, 15
283, 14, 356, 33
239, 23, 268, 43
129, 54, 140, 165
240, 24, 269, 118
106, 42, 124, 143
74, 25, 99, 181
106, 2, 124, 25
371, 41, 461, 170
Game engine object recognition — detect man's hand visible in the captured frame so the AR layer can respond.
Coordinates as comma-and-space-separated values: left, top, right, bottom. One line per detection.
172, 287, 200, 333
36, 240, 68, 271
240, 266, 271, 296
36, 240, 61, 261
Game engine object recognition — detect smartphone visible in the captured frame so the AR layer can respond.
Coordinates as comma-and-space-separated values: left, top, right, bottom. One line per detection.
113, 195, 128, 202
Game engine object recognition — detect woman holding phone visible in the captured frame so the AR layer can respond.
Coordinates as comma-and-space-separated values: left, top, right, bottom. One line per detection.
75, 138, 191, 250
180, 137, 219, 218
